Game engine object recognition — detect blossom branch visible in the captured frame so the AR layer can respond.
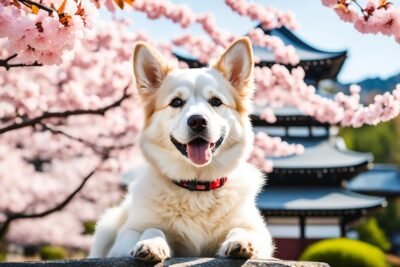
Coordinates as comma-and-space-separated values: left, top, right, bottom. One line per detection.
322, 0, 399, 43
39, 123, 134, 156
351, 0, 365, 14
17, 0, 54, 15
0, 84, 131, 135
0, 54, 42, 71
0, 159, 105, 238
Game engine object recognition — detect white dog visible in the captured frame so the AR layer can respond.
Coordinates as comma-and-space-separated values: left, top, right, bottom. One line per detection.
89, 37, 274, 261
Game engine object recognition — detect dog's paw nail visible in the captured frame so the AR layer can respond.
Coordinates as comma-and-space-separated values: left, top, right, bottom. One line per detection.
137, 250, 149, 258
220, 239, 257, 259
133, 239, 170, 262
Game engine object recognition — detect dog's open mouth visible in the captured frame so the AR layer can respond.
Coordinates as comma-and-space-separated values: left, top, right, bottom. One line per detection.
170, 135, 224, 165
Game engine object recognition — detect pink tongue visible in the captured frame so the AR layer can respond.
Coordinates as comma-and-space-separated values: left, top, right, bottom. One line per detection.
187, 142, 212, 165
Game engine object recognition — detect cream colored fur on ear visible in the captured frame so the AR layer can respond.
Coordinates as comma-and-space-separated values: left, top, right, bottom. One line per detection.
213, 37, 254, 94
133, 42, 172, 98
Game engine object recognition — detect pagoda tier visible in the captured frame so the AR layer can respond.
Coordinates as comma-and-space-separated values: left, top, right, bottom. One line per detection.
257, 187, 386, 240
251, 107, 329, 130
173, 26, 347, 83
253, 123, 373, 186
347, 164, 400, 197
257, 187, 385, 218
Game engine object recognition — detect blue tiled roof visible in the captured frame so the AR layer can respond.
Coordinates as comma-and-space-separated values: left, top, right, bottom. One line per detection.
269, 137, 372, 169
257, 187, 385, 215
347, 164, 400, 196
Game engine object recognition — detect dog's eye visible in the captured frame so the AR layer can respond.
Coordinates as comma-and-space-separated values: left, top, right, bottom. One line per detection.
170, 97, 184, 108
209, 97, 223, 107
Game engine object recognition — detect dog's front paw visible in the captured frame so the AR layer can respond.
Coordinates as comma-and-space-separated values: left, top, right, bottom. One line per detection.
218, 238, 258, 259
131, 238, 171, 262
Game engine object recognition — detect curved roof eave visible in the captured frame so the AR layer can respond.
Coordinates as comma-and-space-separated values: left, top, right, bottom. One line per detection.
257, 187, 386, 216
258, 25, 347, 56
347, 164, 400, 196
269, 137, 373, 169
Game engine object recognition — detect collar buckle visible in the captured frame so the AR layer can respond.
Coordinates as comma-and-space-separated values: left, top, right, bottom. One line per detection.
173, 177, 228, 192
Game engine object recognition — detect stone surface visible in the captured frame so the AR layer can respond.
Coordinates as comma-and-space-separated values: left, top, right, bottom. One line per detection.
1, 257, 329, 267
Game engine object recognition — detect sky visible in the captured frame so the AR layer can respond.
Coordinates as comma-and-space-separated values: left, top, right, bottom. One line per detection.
104, 1, 400, 83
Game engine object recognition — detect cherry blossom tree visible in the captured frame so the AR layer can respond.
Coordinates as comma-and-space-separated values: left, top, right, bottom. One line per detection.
0, 17, 143, 251
1, 0, 400, 255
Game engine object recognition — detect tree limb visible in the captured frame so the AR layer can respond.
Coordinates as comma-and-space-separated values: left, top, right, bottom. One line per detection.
17, 0, 54, 15
0, 0, 54, 70
0, 84, 132, 237
0, 85, 131, 135
40, 123, 135, 156
0, 54, 42, 71
0, 159, 105, 238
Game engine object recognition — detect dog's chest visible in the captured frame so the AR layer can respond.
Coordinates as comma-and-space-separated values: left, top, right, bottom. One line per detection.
150, 190, 237, 256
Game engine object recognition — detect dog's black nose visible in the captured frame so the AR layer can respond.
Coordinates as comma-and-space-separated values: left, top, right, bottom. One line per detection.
187, 115, 207, 133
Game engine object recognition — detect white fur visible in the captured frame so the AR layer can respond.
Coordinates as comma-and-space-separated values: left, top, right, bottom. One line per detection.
89, 38, 274, 260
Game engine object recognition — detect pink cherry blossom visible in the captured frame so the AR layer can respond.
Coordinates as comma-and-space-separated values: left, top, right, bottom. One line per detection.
322, 0, 400, 43
0, 0, 97, 66
225, 0, 298, 30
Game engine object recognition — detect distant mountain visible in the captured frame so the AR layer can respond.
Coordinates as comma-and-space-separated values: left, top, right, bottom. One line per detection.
319, 72, 400, 103
345, 72, 400, 94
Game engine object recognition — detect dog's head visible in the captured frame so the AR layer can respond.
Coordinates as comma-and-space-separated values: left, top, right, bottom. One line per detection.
133, 38, 255, 181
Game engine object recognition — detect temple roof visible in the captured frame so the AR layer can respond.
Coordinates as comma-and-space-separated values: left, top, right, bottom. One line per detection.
174, 26, 347, 82
347, 164, 400, 197
272, 137, 371, 169
258, 136, 373, 186
257, 187, 385, 217
253, 26, 346, 62
251, 106, 330, 130
254, 26, 347, 82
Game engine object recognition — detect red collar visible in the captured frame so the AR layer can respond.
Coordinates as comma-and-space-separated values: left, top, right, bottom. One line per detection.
173, 177, 228, 191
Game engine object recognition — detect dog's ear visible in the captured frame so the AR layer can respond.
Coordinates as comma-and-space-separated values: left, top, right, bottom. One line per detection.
213, 37, 254, 94
133, 42, 172, 98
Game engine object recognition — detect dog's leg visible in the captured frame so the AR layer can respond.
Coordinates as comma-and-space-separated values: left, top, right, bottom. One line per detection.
89, 200, 129, 258
132, 228, 171, 262
218, 227, 273, 259
107, 228, 142, 258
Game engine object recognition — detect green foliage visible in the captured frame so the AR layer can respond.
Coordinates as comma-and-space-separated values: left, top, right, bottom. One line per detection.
339, 119, 400, 164
340, 118, 400, 252
356, 218, 391, 252
377, 198, 400, 236
0, 241, 6, 262
0, 253, 5, 262
39, 245, 68, 260
83, 220, 96, 235
300, 238, 389, 267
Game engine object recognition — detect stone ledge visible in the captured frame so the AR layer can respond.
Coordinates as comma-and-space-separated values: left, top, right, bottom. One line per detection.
1, 257, 329, 267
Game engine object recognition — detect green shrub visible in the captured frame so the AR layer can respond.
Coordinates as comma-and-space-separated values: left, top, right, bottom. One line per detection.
83, 220, 96, 235
356, 218, 391, 252
39, 245, 67, 260
0, 253, 5, 262
300, 238, 389, 267
0, 242, 6, 262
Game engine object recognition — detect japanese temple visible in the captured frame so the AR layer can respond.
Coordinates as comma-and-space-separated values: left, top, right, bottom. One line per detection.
174, 25, 347, 85
174, 25, 388, 259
